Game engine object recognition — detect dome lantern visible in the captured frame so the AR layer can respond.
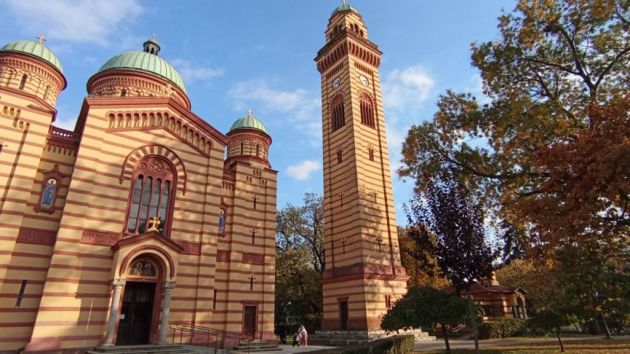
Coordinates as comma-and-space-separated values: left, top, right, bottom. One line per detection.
143, 35, 161, 55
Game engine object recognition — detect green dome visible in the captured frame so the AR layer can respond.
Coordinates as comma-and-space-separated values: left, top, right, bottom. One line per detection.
229, 110, 269, 135
98, 51, 186, 93
331, 2, 358, 15
0, 40, 63, 74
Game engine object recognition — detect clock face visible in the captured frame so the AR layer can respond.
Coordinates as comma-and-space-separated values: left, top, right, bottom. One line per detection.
333, 77, 341, 89
359, 75, 369, 87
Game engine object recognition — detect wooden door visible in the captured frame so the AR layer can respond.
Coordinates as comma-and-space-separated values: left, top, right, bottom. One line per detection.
339, 300, 348, 330
243, 305, 257, 339
116, 282, 155, 345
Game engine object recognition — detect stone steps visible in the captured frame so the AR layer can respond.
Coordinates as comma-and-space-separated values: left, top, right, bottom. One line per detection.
231, 340, 281, 353
87, 344, 224, 354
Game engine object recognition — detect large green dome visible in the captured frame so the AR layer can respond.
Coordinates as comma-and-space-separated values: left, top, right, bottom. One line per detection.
229, 110, 269, 135
0, 40, 63, 74
98, 50, 186, 93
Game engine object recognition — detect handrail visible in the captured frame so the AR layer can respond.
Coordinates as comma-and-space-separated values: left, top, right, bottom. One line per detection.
170, 323, 247, 350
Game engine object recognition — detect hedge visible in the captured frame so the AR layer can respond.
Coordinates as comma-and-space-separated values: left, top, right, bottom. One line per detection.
478, 319, 528, 339
308, 335, 415, 354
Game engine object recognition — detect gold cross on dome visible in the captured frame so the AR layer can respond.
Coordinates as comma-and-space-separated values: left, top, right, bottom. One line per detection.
147, 216, 161, 232
36, 34, 46, 44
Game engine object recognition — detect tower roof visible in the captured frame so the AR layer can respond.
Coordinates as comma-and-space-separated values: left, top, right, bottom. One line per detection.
97, 38, 186, 93
229, 110, 269, 135
331, 0, 358, 16
0, 39, 63, 74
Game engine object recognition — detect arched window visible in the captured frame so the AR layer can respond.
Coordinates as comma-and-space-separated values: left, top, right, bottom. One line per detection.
337, 150, 343, 163
218, 209, 225, 235
255, 144, 260, 157
40, 178, 57, 208
19, 74, 27, 90
125, 155, 176, 235
121, 89, 127, 97
360, 94, 375, 128
240, 142, 244, 155
331, 95, 345, 132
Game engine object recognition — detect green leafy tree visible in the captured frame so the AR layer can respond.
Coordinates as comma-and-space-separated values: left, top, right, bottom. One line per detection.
399, 0, 630, 255
381, 287, 468, 354
275, 193, 325, 332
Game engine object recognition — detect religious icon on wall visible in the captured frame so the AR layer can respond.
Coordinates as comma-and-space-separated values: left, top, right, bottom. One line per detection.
128, 258, 158, 278
40, 178, 57, 208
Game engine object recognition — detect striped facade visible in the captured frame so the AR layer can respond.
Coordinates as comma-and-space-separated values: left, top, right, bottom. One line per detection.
0, 41, 276, 353
315, 7, 409, 332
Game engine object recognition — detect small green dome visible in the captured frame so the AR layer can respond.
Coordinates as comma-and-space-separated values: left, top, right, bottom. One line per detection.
0, 40, 63, 74
98, 50, 186, 93
229, 110, 269, 135
331, 1, 358, 15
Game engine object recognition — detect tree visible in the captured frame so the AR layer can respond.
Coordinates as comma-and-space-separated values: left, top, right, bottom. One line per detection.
399, 0, 629, 255
381, 286, 469, 354
276, 193, 325, 273
275, 193, 325, 332
275, 246, 322, 331
398, 226, 448, 288
406, 177, 497, 353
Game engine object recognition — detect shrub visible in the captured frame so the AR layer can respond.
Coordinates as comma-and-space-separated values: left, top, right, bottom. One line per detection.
308, 335, 415, 354
478, 319, 527, 339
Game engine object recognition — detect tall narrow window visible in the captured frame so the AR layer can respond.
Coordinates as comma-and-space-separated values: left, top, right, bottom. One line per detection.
360, 94, 375, 128
218, 209, 225, 235
240, 142, 244, 154
368, 147, 374, 161
43, 86, 50, 101
330, 95, 345, 132
255, 144, 260, 157
337, 150, 343, 164
213, 289, 218, 309
15, 280, 27, 308
125, 156, 176, 236
19, 74, 27, 90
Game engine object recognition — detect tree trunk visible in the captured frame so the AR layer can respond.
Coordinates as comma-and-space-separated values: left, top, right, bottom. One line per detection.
441, 324, 451, 354
600, 312, 611, 339
555, 326, 564, 352
466, 291, 479, 354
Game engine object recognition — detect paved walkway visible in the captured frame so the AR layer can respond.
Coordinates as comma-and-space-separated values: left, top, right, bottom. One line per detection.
414, 335, 630, 352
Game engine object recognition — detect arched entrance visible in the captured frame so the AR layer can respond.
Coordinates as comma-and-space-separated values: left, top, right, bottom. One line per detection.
116, 256, 162, 345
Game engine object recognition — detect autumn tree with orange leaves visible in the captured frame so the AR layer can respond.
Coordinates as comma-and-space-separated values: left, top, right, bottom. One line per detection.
399, 0, 629, 256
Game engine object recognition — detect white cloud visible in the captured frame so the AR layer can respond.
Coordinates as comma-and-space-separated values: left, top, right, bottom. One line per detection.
3, 0, 143, 46
382, 65, 434, 112
229, 79, 321, 145
286, 160, 321, 180
170, 59, 224, 83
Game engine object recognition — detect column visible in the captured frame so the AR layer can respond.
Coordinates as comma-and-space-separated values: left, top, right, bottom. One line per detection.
103, 278, 126, 346
159, 281, 176, 343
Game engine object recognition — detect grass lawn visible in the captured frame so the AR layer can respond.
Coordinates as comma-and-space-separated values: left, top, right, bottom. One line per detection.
420, 338, 630, 353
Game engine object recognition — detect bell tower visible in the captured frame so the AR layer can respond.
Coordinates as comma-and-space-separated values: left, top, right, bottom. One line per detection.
315, 2, 408, 335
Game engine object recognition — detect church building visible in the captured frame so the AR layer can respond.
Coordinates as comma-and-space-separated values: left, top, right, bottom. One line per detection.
0, 35, 277, 352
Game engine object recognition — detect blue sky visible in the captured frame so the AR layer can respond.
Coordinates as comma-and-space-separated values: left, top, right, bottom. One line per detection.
0, 0, 512, 224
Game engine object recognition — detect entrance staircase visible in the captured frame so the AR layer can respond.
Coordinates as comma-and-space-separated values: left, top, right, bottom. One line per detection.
87, 344, 226, 354
230, 340, 281, 353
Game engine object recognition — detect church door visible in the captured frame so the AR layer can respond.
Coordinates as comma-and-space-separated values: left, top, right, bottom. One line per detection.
116, 282, 156, 345
339, 300, 348, 330
243, 305, 257, 339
